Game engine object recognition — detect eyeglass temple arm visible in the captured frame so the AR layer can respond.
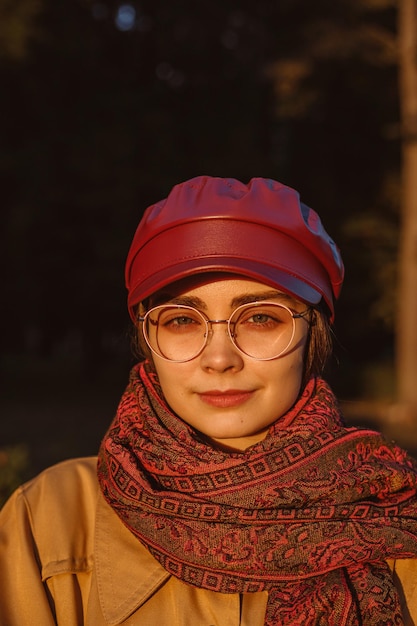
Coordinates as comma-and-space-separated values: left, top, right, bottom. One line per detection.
292, 307, 312, 320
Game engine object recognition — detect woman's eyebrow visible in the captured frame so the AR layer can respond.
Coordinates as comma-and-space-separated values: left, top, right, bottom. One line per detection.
155, 290, 298, 310
230, 291, 298, 307
158, 294, 207, 309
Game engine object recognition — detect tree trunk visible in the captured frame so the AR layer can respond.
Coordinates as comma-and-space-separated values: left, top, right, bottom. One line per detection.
396, 0, 417, 425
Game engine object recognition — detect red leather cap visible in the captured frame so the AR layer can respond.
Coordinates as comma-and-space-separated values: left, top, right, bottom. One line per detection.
125, 176, 344, 320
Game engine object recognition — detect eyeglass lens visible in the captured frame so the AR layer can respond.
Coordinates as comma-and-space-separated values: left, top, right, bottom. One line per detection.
143, 303, 297, 362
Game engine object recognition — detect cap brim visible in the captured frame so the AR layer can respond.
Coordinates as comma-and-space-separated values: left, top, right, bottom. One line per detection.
128, 257, 322, 313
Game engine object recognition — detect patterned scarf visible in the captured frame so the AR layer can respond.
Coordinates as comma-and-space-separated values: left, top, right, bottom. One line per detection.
97, 361, 417, 625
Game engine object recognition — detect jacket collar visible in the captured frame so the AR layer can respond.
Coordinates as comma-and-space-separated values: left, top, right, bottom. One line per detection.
95, 492, 170, 625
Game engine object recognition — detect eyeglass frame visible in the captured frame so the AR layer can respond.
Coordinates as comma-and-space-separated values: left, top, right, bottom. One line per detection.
137, 300, 312, 363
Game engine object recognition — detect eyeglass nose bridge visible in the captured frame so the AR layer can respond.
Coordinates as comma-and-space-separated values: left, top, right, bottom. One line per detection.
203, 318, 236, 343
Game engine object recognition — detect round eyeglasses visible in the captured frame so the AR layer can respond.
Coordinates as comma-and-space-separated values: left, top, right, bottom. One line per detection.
137, 301, 311, 363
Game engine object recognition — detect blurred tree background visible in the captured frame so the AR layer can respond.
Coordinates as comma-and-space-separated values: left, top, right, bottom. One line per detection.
1, 0, 416, 501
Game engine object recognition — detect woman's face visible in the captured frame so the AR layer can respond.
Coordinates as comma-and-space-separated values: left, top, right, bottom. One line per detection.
148, 276, 310, 451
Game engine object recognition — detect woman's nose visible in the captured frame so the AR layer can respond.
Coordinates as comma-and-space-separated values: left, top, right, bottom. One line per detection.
199, 324, 244, 372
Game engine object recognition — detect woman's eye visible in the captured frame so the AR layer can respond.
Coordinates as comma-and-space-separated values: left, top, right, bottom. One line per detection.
167, 316, 196, 326
250, 314, 271, 324
162, 315, 203, 332
237, 307, 287, 329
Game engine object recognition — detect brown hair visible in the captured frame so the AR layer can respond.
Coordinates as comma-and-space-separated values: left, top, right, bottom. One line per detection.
302, 305, 333, 386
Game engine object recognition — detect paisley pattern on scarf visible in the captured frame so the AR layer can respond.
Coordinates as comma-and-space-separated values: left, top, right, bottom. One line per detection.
97, 361, 417, 625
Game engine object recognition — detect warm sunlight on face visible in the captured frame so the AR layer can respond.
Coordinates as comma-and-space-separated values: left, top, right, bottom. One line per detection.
149, 276, 310, 451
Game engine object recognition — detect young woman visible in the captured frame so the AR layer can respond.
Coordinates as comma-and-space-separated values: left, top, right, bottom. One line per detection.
1, 176, 417, 625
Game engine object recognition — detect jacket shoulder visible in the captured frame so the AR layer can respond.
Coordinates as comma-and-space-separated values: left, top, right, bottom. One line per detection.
3, 457, 99, 577
20, 456, 99, 502
389, 558, 417, 625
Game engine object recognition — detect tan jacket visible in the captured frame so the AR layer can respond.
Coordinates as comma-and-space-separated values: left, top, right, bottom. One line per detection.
0, 457, 416, 626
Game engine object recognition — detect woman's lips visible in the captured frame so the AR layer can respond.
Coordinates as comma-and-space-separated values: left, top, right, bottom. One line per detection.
197, 390, 254, 408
